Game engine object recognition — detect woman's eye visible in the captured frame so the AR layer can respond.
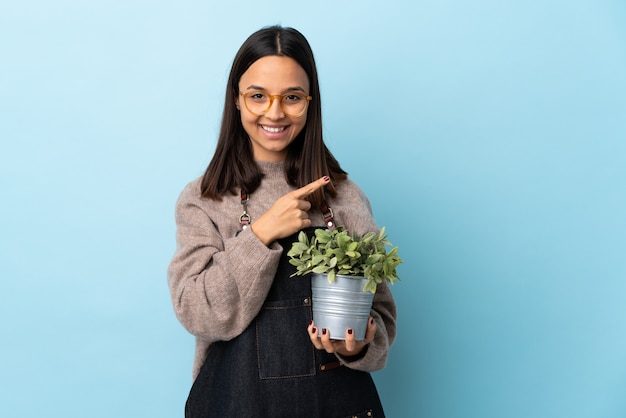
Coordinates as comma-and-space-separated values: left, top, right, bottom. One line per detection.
250, 93, 266, 101
284, 94, 302, 102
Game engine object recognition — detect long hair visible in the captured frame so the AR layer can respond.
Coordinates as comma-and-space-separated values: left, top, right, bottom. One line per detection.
200, 25, 347, 208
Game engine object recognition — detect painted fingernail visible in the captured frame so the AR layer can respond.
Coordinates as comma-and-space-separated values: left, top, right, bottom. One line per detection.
309, 320, 313, 326
323, 176, 330, 182
322, 328, 327, 335
312, 327, 317, 334
370, 318, 375, 325
347, 328, 353, 335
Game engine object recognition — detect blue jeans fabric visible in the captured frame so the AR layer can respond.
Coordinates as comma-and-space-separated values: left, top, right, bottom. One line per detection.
185, 230, 385, 417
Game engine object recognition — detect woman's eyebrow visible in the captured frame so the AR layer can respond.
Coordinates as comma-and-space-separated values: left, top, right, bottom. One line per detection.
244, 84, 306, 92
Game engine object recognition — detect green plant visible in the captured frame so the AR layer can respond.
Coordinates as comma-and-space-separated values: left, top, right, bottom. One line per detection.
287, 227, 402, 293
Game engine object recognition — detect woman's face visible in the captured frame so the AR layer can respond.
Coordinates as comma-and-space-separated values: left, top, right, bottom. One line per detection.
236, 55, 310, 162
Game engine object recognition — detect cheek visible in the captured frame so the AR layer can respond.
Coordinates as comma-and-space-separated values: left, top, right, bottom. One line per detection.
240, 111, 258, 126
294, 115, 308, 132
292, 114, 307, 128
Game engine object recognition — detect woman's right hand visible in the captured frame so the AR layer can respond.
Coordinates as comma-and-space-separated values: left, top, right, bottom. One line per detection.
251, 176, 330, 246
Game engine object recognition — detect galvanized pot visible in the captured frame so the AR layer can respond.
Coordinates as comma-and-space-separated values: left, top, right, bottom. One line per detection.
310, 273, 375, 341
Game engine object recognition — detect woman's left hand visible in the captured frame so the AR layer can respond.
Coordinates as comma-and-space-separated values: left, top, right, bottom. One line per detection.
307, 317, 376, 356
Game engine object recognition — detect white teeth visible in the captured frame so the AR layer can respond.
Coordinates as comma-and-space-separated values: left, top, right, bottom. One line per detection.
262, 125, 286, 133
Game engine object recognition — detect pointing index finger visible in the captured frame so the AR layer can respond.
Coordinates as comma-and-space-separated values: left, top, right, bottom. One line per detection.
292, 176, 330, 198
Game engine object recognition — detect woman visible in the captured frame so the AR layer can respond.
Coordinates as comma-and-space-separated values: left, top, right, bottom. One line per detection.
168, 25, 396, 417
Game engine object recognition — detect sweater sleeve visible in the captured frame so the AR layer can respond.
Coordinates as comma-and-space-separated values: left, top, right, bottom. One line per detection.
167, 184, 282, 342
330, 179, 398, 372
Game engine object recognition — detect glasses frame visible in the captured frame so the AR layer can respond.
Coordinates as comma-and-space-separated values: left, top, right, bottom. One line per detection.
239, 91, 312, 117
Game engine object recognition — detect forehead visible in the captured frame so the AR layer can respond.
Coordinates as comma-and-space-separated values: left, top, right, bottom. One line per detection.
239, 55, 309, 92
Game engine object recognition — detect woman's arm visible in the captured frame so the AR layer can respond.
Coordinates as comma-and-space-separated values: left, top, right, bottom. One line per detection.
168, 176, 331, 342
167, 187, 282, 342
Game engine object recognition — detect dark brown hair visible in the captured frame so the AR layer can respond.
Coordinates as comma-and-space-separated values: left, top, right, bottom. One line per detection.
200, 25, 347, 207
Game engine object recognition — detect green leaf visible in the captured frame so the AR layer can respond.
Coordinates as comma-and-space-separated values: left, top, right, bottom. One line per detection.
363, 279, 377, 293
311, 254, 324, 265
314, 228, 331, 243
288, 242, 309, 255
312, 265, 330, 274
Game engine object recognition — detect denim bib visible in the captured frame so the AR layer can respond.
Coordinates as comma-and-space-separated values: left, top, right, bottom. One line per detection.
185, 230, 385, 417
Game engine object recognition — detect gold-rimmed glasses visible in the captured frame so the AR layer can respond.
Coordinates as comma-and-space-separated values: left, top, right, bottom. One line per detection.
240, 91, 312, 117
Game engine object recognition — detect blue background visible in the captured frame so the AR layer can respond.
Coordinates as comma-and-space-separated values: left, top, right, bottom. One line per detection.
1, 0, 625, 417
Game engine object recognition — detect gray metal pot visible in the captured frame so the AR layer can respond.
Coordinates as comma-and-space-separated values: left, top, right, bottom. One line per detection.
310, 273, 375, 341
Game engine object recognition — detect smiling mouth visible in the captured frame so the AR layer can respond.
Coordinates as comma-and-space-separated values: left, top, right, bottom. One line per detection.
261, 125, 287, 133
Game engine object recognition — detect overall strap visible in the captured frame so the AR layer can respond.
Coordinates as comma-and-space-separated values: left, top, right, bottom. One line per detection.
319, 200, 335, 231
239, 190, 250, 230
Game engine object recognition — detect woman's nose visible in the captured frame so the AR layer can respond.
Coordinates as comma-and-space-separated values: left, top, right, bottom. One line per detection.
265, 97, 285, 119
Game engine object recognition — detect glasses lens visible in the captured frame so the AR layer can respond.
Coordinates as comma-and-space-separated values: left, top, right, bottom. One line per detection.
244, 93, 269, 115
281, 94, 307, 116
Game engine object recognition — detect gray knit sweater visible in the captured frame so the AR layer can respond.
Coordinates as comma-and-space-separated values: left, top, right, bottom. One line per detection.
167, 160, 397, 380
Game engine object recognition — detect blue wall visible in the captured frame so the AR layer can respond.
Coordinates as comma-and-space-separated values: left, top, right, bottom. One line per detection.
1, 1, 625, 417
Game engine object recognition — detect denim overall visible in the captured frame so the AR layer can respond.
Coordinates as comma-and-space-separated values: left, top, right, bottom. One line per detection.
185, 230, 385, 417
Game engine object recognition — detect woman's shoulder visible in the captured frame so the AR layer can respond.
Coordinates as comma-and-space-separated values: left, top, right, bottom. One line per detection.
176, 176, 204, 204
330, 177, 378, 235
335, 176, 371, 204
173, 176, 241, 233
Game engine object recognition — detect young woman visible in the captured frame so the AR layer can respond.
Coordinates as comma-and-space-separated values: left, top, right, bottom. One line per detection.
168, 25, 397, 417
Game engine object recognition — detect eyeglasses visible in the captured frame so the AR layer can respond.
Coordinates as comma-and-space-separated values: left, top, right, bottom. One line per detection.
239, 91, 312, 117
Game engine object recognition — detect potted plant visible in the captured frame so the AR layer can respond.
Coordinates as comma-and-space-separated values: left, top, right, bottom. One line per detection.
287, 227, 402, 340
